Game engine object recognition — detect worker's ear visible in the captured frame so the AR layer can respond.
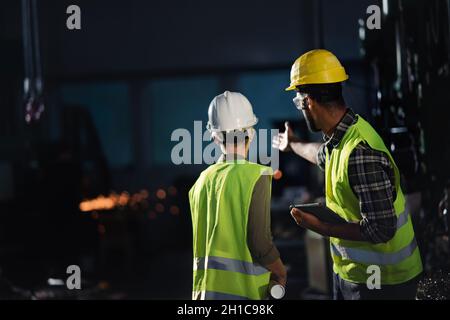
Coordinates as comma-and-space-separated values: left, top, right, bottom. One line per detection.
213, 137, 221, 145
211, 132, 224, 145
305, 96, 314, 110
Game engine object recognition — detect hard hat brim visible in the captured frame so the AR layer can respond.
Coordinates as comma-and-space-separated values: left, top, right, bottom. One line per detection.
207, 118, 258, 133
285, 84, 297, 91
285, 74, 349, 91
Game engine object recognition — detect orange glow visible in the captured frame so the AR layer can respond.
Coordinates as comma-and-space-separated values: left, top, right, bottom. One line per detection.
98, 281, 110, 290
118, 192, 130, 206
130, 193, 141, 206
273, 169, 283, 180
79, 202, 90, 212
79, 195, 114, 212
156, 189, 167, 200
169, 205, 180, 215
79, 190, 152, 212
155, 203, 165, 213
110, 192, 119, 204
140, 189, 149, 199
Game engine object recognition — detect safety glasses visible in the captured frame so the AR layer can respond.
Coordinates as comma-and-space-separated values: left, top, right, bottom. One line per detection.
292, 92, 308, 110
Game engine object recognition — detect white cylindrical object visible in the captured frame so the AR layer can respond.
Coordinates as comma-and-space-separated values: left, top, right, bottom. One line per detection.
270, 284, 285, 299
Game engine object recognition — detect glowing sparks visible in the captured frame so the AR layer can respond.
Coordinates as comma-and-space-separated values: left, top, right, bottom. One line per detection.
155, 203, 165, 213
79, 190, 149, 212
273, 169, 283, 180
156, 189, 167, 200
169, 205, 180, 215
79, 188, 179, 219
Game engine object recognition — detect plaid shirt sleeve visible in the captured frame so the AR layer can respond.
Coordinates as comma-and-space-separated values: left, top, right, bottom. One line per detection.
348, 143, 398, 244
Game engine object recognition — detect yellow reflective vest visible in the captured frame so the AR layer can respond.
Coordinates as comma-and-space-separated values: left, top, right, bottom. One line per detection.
326, 115, 423, 284
189, 159, 272, 299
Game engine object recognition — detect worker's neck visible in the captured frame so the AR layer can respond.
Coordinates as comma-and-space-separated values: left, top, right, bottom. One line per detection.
223, 144, 248, 159
321, 106, 347, 137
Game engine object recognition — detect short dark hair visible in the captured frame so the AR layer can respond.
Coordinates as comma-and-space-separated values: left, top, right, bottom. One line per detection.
221, 129, 250, 146
297, 82, 345, 106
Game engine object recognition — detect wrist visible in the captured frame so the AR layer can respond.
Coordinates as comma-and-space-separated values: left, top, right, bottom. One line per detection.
322, 222, 332, 237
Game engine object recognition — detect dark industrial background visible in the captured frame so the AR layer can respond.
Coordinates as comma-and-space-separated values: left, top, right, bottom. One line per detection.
0, 0, 449, 299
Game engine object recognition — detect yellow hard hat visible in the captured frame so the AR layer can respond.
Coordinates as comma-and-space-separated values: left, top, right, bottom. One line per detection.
285, 49, 349, 91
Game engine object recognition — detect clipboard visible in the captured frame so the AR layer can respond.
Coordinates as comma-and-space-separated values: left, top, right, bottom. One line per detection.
289, 203, 347, 225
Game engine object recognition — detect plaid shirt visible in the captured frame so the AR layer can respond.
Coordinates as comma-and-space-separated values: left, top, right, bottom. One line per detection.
317, 109, 398, 244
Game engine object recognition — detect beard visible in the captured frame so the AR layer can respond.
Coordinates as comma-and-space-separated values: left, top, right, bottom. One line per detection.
302, 110, 321, 132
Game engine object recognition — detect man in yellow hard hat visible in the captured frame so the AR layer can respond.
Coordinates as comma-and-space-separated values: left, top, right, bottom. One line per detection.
273, 49, 422, 300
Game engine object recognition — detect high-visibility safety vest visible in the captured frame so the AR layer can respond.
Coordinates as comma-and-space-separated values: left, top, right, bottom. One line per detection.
189, 159, 272, 300
326, 115, 423, 285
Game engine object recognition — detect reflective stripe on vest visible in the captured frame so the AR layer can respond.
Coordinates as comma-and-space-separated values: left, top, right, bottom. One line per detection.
194, 256, 269, 276
331, 237, 418, 265
325, 115, 423, 283
331, 211, 416, 265
396, 210, 409, 229
192, 290, 249, 300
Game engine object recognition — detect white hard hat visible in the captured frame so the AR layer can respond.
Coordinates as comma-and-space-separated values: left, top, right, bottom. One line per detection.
207, 91, 258, 132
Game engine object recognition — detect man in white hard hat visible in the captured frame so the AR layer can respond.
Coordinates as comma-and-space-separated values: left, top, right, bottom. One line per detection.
189, 91, 287, 300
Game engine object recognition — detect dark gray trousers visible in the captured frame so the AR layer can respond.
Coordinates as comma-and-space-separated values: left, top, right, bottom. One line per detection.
333, 272, 419, 300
